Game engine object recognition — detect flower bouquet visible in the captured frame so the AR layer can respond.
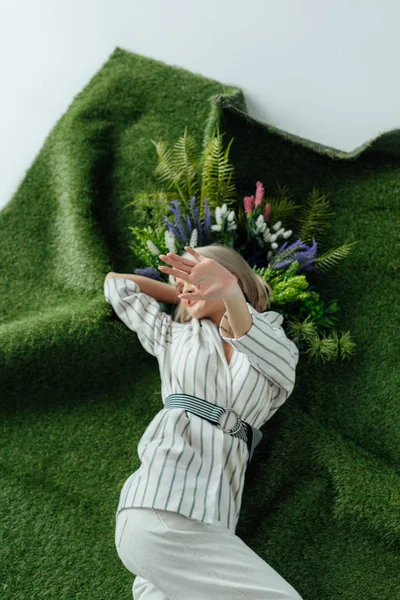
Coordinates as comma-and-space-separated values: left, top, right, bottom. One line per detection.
124, 126, 359, 363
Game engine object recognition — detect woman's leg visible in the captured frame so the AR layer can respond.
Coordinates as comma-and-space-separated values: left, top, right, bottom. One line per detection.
115, 507, 303, 600
116, 510, 171, 600
132, 575, 170, 600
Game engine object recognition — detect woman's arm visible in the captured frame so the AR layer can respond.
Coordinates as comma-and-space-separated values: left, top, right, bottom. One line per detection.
105, 272, 179, 304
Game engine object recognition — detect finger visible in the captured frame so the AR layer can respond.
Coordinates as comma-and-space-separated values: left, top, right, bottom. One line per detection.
159, 253, 194, 272
163, 252, 196, 266
184, 246, 202, 260
178, 293, 201, 301
158, 266, 190, 279
158, 256, 190, 274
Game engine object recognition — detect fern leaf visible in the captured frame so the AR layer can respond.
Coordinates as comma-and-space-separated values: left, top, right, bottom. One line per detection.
274, 182, 295, 202
171, 126, 200, 200
264, 196, 300, 225
296, 187, 336, 245
200, 126, 237, 216
313, 241, 361, 273
150, 140, 180, 187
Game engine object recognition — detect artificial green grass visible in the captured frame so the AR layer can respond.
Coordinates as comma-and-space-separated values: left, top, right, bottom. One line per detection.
1, 46, 399, 599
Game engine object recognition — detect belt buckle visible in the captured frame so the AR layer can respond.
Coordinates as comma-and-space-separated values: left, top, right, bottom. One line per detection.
218, 408, 242, 435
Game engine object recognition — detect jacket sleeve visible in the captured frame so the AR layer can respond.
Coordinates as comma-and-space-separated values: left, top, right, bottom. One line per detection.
219, 303, 299, 418
104, 276, 173, 358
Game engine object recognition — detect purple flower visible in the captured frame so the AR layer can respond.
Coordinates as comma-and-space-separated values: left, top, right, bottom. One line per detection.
161, 195, 215, 248
134, 267, 164, 281
203, 197, 212, 245
165, 200, 187, 244
272, 258, 294, 270
277, 239, 304, 254
162, 216, 181, 240
190, 196, 202, 240
272, 238, 319, 273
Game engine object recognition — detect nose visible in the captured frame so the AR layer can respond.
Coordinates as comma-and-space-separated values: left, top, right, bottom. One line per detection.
182, 285, 198, 299
181, 283, 196, 293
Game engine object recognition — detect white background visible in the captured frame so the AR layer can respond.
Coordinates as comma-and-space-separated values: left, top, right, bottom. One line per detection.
1, 0, 399, 211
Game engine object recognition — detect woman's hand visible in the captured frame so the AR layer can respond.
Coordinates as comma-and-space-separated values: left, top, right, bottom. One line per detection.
158, 246, 239, 301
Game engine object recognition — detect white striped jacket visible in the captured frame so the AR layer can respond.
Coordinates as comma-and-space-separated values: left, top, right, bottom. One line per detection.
104, 276, 299, 533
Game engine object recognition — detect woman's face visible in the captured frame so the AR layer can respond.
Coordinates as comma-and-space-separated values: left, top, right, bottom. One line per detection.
174, 274, 239, 324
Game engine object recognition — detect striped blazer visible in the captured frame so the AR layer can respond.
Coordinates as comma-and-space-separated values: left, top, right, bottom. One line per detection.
104, 276, 299, 533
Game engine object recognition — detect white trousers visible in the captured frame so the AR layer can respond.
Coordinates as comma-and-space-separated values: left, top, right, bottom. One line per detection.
115, 507, 303, 600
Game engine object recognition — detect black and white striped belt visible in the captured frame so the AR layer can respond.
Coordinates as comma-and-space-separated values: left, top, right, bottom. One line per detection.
165, 393, 263, 466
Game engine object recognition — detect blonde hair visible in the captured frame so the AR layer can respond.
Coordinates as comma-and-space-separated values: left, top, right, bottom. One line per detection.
168, 243, 274, 324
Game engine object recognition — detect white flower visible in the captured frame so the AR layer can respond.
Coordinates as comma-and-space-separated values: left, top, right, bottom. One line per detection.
283, 230, 293, 239
272, 221, 282, 232
164, 231, 177, 284
147, 240, 161, 255
253, 214, 266, 234
189, 228, 198, 248
271, 242, 279, 250
213, 204, 236, 232
270, 234, 277, 242
215, 207, 222, 225
164, 230, 177, 254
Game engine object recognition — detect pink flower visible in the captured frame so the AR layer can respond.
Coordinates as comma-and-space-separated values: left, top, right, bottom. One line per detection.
243, 195, 255, 215
255, 181, 264, 207
264, 203, 270, 223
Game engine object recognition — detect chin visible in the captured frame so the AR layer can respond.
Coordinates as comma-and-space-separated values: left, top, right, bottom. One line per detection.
187, 305, 203, 315
186, 304, 206, 318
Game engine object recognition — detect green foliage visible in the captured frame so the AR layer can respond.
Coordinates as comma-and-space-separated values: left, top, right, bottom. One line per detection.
297, 295, 340, 328
295, 186, 335, 245
266, 186, 360, 274
199, 125, 237, 218
124, 126, 359, 363
305, 328, 357, 362
125, 124, 238, 223
252, 261, 354, 361
150, 125, 200, 205
123, 191, 178, 229
263, 183, 301, 224
127, 226, 169, 270
313, 241, 361, 273
284, 315, 357, 362
253, 262, 311, 305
